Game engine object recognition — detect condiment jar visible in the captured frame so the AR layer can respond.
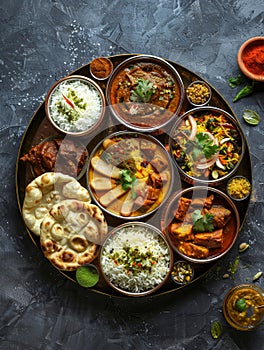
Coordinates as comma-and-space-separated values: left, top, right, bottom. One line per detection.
223, 284, 264, 331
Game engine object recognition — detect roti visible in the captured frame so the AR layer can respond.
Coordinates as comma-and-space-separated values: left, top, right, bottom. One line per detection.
22, 172, 91, 236
40, 199, 108, 271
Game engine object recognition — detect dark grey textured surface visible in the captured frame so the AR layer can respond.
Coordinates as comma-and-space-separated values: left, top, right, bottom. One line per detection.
1, 1, 263, 349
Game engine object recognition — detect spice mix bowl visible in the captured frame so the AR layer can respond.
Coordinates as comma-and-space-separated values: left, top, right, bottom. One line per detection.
237, 36, 264, 82
169, 106, 245, 186
45, 75, 106, 136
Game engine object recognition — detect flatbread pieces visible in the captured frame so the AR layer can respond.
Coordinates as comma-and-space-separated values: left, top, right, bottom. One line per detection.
22, 172, 91, 236
40, 199, 108, 271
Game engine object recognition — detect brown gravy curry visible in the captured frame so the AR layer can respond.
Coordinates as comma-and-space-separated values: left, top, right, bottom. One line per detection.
109, 61, 182, 128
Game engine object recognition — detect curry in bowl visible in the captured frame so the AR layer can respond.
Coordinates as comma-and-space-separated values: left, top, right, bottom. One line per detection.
162, 186, 240, 263
87, 131, 173, 219
169, 107, 245, 185
106, 55, 184, 131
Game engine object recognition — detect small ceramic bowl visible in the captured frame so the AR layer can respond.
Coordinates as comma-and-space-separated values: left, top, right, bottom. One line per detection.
186, 80, 212, 107
75, 264, 100, 288
90, 57, 113, 80
227, 175, 251, 201
237, 36, 264, 82
45, 75, 106, 136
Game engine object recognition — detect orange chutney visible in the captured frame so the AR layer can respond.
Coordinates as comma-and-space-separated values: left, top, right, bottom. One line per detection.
223, 284, 264, 331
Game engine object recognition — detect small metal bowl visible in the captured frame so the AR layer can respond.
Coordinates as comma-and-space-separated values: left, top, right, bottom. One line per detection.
169, 106, 245, 186
45, 75, 106, 136
171, 260, 194, 285
89, 57, 113, 80
162, 186, 240, 264
186, 80, 212, 107
87, 130, 174, 220
105, 54, 184, 132
75, 263, 100, 288
99, 222, 173, 297
237, 36, 264, 82
227, 175, 251, 201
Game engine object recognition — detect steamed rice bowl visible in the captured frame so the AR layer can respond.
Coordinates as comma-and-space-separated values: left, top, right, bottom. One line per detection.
46, 76, 105, 135
100, 223, 172, 295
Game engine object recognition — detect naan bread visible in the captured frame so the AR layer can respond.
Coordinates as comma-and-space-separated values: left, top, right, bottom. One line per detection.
40, 199, 108, 271
22, 172, 91, 236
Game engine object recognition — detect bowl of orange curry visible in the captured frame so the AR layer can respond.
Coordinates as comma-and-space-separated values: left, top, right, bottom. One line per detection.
162, 186, 240, 264
105, 55, 184, 132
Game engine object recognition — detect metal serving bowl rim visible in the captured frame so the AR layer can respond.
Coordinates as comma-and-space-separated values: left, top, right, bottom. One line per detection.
162, 186, 240, 264
99, 221, 174, 297
105, 54, 185, 132
168, 106, 246, 186
45, 75, 106, 136
86, 130, 175, 220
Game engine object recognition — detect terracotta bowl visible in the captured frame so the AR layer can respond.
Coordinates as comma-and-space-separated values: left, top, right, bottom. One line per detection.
237, 36, 264, 82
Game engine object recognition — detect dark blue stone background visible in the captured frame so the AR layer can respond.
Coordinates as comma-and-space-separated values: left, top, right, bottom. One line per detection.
0, 1, 263, 349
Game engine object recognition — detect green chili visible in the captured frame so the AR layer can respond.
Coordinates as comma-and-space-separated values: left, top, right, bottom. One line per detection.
233, 84, 254, 102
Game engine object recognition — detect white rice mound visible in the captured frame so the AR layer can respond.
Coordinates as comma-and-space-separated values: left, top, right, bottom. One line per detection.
100, 225, 171, 293
49, 79, 102, 132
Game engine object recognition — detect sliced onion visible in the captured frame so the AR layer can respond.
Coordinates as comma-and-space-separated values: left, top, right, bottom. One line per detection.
196, 152, 219, 169
220, 137, 230, 144
195, 131, 219, 169
216, 157, 225, 170
188, 115, 197, 141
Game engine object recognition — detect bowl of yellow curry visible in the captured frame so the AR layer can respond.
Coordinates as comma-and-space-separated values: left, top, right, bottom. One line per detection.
223, 284, 264, 331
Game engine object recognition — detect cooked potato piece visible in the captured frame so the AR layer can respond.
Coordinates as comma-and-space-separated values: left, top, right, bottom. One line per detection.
99, 185, 128, 207
91, 156, 120, 179
120, 191, 135, 217
90, 177, 114, 191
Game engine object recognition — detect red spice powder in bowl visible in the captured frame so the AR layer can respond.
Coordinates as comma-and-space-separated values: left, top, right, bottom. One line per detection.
237, 36, 264, 82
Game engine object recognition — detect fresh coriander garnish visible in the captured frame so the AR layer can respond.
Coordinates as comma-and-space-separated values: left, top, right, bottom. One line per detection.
119, 169, 137, 190
228, 75, 243, 88
235, 298, 247, 312
190, 132, 219, 159
192, 209, 214, 232
243, 109, 260, 126
130, 78, 155, 103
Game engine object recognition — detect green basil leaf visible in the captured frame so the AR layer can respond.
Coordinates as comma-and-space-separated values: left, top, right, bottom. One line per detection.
243, 109, 260, 126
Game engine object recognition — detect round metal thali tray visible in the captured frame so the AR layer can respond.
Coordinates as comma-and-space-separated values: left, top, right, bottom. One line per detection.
16, 54, 252, 297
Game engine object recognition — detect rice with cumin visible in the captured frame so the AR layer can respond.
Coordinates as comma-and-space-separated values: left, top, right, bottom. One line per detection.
100, 225, 171, 293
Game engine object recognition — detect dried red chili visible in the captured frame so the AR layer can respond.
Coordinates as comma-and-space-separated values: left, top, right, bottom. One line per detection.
242, 42, 264, 76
